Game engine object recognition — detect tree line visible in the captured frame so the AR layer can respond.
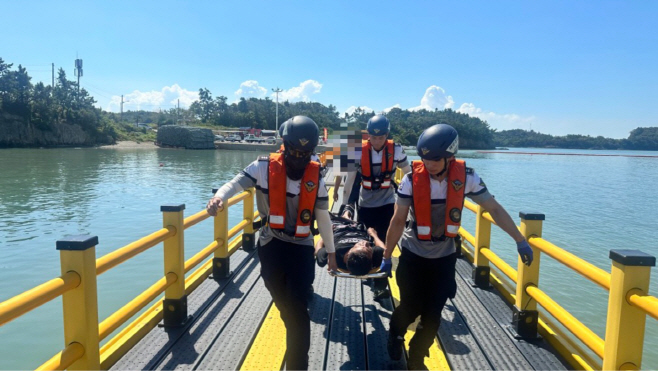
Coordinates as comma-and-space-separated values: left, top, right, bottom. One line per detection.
493, 128, 658, 151
1, 57, 656, 150
0, 58, 116, 144
185, 88, 495, 148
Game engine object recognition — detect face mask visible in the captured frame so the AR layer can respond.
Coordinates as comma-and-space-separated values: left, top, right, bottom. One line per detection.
284, 151, 311, 180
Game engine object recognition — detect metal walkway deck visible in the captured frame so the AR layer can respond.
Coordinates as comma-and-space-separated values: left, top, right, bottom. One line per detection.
110, 254, 569, 370
111, 182, 569, 370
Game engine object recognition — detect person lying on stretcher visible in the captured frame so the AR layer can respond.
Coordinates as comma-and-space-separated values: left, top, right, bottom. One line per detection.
315, 209, 385, 276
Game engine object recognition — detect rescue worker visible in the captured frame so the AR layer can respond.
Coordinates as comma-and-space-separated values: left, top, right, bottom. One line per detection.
342, 114, 411, 298
207, 116, 337, 370
380, 123, 534, 370
279, 119, 326, 178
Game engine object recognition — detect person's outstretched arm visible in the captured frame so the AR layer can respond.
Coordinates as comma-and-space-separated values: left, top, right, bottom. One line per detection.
479, 196, 533, 265
315, 209, 338, 272
367, 227, 385, 249
342, 171, 357, 203
384, 203, 410, 260
332, 175, 342, 202
207, 166, 256, 216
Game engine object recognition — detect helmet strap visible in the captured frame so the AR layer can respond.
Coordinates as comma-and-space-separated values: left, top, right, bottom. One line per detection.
436, 158, 448, 177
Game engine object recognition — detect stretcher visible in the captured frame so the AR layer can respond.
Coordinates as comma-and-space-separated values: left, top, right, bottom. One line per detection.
329, 268, 389, 280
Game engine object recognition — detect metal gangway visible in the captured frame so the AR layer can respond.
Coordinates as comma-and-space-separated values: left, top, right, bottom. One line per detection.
1, 165, 657, 370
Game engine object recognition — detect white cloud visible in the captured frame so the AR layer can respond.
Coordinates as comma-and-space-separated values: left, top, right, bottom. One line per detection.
274, 80, 323, 102
409, 85, 454, 111
235, 80, 267, 99
344, 105, 375, 116
107, 84, 198, 112
457, 102, 535, 130
399, 85, 535, 131
383, 104, 401, 113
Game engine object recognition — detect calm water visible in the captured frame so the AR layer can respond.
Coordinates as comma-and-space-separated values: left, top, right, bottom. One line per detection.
0, 147, 657, 370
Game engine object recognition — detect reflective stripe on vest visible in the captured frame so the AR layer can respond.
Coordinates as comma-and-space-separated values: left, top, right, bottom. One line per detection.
411, 159, 466, 240
361, 140, 395, 190
268, 153, 320, 238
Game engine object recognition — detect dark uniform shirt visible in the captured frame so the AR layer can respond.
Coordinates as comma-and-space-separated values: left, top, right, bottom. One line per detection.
316, 215, 384, 271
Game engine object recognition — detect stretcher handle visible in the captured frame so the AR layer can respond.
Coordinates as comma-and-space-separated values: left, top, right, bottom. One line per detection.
329, 270, 389, 280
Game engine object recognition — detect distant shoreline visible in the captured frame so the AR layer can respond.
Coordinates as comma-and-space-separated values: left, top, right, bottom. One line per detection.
98, 141, 159, 149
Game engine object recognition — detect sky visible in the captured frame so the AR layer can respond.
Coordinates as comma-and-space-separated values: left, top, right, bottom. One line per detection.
2, 1, 656, 139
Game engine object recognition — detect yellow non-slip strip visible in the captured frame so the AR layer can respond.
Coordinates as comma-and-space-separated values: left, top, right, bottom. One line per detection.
389, 269, 451, 371
240, 302, 286, 370
241, 186, 337, 370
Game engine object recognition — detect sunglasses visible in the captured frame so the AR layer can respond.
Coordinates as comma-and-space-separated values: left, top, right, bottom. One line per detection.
286, 148, 312, 159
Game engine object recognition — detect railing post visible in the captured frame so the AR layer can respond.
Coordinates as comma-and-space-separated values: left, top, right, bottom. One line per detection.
57, 235, 100, 370
513, 212, 544, 339
602, 250, 655, 370
472, 204, 492, 288
242, 188, 256, 252
213, 201, 230, 280
161, 204, 188, 327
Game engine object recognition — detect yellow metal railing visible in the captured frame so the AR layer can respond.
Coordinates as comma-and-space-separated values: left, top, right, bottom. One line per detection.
449, 185, 657, 370
0, 272, 80, 326
0, 188, 261, 371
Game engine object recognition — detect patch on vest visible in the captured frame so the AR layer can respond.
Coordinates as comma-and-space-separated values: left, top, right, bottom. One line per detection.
451, 179, 464, 192
449, 208, 462, 223
304, 180, 317, 193
300, 209, 312, 223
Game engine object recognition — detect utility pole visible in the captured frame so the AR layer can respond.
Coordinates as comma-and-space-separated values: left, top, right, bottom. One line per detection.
52, 63, 54, 87
272, 87, 282, 137
74, 58, 83, 93
120, 95, 128, 123
177, 99, 180, 125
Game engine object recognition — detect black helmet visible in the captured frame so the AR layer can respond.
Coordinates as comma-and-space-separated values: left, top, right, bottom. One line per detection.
366, 115, 390, 136
282, 115, 319, 151
416, 124, 459, 160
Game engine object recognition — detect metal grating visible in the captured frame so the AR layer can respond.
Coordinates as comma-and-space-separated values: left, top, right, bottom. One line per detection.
109, 249, 255, 371
325, 275, 366, 370
308, 265, 336, 368
454, 258, 569, 370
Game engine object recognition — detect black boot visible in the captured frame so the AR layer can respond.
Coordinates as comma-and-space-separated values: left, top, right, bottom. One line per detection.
387, 331, 404, 361
406, 356, 428, 371
407, 348, 429, 370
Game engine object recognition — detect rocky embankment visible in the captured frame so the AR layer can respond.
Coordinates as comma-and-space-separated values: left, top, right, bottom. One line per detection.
156, 126, 215, 149
0, 113, 102, 147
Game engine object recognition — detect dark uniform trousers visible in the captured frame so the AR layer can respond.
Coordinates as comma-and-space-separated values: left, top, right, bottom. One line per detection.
389, 248, 458, 358
258, 237, 315, 370
358, 203, 395, 290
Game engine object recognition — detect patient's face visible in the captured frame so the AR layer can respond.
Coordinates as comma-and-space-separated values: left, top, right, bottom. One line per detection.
349, 240, 373, 259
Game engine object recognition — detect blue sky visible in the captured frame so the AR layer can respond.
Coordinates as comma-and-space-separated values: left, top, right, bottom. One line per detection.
2, 1, 656, 138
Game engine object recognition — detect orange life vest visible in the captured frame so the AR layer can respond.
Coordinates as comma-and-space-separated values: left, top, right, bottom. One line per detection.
412, 159, 466, 240
268, 153, 320, 238
361, 140, 395, 190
